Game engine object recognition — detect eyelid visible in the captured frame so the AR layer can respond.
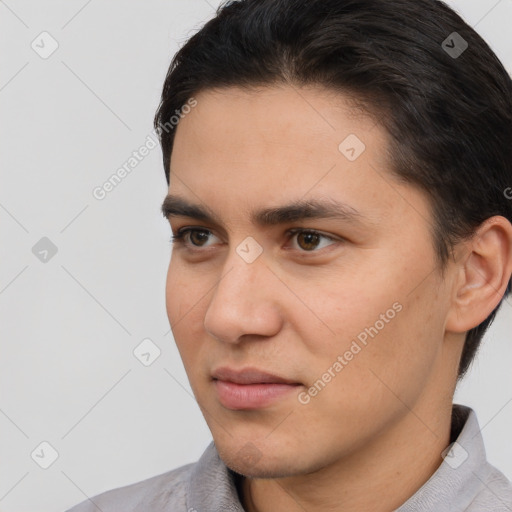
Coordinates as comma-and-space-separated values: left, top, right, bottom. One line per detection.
171, 227, 219, 247
170, 226, 342, 254
286, 227, 337, 241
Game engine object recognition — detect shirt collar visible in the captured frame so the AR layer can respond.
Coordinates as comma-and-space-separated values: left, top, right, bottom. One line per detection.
186, 404, 489, 512
186, 440, 245, 512
396, 404, 492, 511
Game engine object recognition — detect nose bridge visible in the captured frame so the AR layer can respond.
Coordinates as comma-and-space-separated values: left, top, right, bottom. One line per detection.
215, 235, 268, 300
203, 242, 281, 342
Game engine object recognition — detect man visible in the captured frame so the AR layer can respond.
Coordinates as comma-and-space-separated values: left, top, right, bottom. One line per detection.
67, 0, 512, 510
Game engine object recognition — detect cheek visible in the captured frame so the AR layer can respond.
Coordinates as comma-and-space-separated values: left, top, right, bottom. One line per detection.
356, 288, 443, 399
165, 260, 181, 322
293, 294, 444, 453
165, 260, 203, 324
298, 262, 445, 402
165, 261, 205, 355
293, 265, 400, 359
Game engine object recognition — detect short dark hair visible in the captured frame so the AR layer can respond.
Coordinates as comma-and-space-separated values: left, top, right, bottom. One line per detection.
154, 0, 512, 379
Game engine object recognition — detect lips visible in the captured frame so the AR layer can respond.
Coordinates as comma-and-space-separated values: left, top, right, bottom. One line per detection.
212, 366, 300, 385
211, 367, 302, 410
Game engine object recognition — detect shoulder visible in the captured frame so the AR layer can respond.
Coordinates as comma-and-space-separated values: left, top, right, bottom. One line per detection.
397, 405, 512, 512
465, 463, 512, 511
65, 462, 194, 512
457, 406, 512, 511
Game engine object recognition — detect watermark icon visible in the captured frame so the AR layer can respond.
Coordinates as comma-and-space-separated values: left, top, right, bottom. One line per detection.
298, 301, 403, 404
504, 187, 512, 200
31, 441, 59, 469
32, 237, 58, 263
236, 441, 263, 467
133, 338, 161, 366
442, 32, 468, 59
338, 134, 366, 161
442, 442, 468, 469
236, 236, 263, 263
31, 31, 59, 59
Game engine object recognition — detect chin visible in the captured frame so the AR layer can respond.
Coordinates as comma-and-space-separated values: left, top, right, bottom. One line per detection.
215, 438, 323, 479
222, 454, 297, 479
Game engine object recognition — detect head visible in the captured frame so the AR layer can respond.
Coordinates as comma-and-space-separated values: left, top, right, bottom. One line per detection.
155, 0, 512, 478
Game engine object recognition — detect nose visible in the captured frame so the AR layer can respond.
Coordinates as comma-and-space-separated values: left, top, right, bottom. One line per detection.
203, 247, 283, 344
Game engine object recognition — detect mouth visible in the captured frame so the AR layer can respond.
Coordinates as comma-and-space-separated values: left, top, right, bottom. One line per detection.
211, 366, 303, 410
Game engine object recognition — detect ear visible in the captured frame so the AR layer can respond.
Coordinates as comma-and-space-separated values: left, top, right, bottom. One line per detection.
446, 216, 512, 333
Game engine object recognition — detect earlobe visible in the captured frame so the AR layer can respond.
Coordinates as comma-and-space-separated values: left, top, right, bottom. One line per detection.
445, 216, 512, 334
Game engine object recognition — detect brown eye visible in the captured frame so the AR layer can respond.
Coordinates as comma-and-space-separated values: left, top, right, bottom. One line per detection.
288, 229, 338, 252
296, 231, 321, 251
171, 228, 217, 248
189, 230, 210, 246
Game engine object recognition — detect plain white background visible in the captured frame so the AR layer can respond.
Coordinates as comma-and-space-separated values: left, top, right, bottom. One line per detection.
0, 1, 511, 511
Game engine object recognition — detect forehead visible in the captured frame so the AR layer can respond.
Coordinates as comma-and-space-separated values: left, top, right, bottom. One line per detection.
167, 84, 428, 230
172, 85, 382, 169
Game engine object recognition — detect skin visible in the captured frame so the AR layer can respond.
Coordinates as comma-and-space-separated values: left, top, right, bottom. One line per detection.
163, 84, 512, 512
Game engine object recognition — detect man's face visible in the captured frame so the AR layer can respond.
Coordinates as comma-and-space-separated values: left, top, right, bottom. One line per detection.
164, 85, 456, 478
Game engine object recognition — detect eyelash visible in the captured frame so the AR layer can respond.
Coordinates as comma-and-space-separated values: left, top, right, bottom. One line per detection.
169, 227, 339, 254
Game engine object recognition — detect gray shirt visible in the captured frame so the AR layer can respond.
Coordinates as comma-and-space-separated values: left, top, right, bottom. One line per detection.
66, 404, 512, 511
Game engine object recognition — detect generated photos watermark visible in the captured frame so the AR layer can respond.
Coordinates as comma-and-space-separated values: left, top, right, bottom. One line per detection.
298, 301, 403, 404
92, 97, 197, 201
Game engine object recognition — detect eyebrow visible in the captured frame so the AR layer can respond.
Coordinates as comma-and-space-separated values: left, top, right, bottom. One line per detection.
161, 194, 366, 227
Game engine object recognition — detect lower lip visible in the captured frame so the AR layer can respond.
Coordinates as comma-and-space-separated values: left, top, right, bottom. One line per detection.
213, 380, 301, 410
